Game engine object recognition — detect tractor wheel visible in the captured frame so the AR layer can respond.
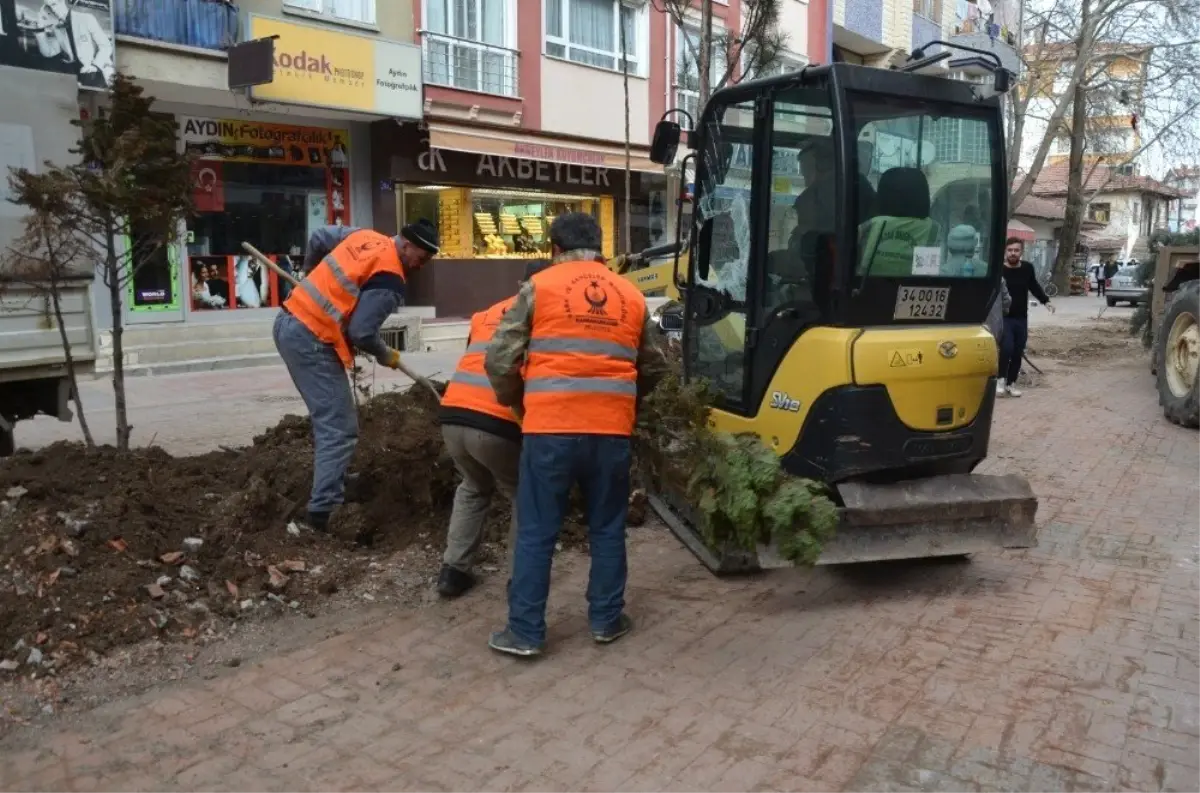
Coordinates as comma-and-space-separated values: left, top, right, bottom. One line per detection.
1155, 279, 1200, 428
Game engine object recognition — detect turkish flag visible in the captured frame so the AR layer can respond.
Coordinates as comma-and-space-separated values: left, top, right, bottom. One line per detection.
192, 161, 225, 213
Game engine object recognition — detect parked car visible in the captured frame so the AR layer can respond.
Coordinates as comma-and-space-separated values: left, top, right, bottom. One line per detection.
1107, 264, 1149, 306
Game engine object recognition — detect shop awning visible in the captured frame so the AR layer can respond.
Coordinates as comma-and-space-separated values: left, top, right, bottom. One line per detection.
1006, 218, 1036, 242
426, 123, 662, 174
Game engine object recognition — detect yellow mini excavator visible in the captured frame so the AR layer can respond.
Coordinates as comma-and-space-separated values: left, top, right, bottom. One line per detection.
638, 47, 1039, 573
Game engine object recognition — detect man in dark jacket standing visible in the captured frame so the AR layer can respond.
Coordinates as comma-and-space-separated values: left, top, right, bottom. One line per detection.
998, 237, 1055, 398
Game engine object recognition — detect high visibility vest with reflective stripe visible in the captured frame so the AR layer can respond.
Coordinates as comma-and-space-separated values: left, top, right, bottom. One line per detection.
441, 297, 520, 426
522, 260, 646, 436
284, 229, 405, 368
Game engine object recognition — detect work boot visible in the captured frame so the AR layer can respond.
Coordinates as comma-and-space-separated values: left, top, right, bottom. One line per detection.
293, 510, 330, 534
436, 565, 476, 598
591, 614, 634, 645
488, 629, 544, 658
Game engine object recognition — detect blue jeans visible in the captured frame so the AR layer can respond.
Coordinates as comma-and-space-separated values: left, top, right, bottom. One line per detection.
999, 316, 1029, 386
508, 434, 632, 645
273, 312, 358, 514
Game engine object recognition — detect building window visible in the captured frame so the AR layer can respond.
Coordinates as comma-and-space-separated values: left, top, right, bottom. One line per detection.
1088, 202, 1111, 224
741, 50, 807, 82
399, 185, 616, 260
932, 118, 989, 165
423, 0, 519, 96
913, 0, 940, 21
676, 24, 727, 126
283, 0, 376, 25
545, 0, 641, 75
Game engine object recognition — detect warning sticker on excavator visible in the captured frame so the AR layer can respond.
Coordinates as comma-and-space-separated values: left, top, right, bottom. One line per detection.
889, 349, 925, 368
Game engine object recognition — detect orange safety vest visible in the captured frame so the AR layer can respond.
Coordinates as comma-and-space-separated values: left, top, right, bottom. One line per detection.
522, 259, 646, 436
284, 229, 405, 368
441, 297, 520, 426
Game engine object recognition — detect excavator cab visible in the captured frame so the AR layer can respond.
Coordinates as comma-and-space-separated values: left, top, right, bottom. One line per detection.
647, 60, 1039, 572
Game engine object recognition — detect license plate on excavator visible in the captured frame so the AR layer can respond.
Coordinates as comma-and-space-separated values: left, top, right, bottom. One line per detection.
894, 286, 950, 320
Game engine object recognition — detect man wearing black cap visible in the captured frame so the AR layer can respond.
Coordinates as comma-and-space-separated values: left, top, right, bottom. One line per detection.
274, 219, 439, 533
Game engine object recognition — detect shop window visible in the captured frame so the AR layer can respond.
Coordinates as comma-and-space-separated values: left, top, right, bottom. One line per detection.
184, 120, 350, 312
128, 222, 182, 313
284, 0, 377, 25
423, 0, 518, 96
545, 0, 641, 75
399, 185, 615, 260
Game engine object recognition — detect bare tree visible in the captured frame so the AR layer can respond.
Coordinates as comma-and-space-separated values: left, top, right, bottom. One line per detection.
655, 0, 788, 120
7, 74, 193, 451
1008, 0, 1200, 285
2, 170, 96, 448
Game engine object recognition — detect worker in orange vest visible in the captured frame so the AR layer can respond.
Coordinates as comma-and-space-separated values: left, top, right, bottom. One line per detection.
274, 220, 439, 533
484, 212, 669, 657
436, 261, 550, 598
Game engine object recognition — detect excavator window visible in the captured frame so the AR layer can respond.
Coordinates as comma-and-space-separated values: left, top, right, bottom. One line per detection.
678, 64, 1007, 414
842, 93, 1000, 326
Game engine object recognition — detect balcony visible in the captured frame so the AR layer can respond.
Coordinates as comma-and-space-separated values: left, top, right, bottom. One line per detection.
420, 31, 519, 98
113, 0, 240, 52
947, 18, 1020, 75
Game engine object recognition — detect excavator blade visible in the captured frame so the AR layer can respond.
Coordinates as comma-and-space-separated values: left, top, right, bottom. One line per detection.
649, 473, 1038, 575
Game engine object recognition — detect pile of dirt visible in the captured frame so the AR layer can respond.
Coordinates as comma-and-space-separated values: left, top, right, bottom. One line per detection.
0, 387, 510, 674
1027, 318, 1141, 362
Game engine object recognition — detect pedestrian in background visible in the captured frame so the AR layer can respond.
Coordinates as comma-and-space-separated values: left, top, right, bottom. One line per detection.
998, 237, 1055, 398
484, 212, 668, 657
274, 220, 438, 532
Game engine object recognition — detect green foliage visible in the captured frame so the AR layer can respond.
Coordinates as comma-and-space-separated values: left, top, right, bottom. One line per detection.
633, 364, 839, 566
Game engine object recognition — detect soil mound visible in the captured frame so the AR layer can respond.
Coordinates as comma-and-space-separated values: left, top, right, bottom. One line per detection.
0, 387, 495, 671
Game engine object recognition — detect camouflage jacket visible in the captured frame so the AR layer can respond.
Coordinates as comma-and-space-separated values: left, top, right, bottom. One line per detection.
484, 249, 670, 410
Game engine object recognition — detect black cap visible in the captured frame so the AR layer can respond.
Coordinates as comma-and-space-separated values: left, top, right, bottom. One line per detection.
400, 218, 439, 254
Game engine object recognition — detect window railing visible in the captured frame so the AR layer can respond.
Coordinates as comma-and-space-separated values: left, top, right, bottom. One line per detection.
420, 30, 519, 98
113, 0, 240, 51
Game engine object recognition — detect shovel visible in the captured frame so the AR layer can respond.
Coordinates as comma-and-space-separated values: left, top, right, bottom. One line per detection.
241, 242, 442, 403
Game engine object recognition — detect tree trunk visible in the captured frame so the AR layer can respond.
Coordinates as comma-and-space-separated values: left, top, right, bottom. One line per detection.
49, 278, 95, 449
1053, 69, 1090, 293
105, 242, 131, 451
621, 15, 632, 254
698, 0, 714, 112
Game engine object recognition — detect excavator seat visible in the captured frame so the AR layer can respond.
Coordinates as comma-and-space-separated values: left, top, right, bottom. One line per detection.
857, 167, 941, 278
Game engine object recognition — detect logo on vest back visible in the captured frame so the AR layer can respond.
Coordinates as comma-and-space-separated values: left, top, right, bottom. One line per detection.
564, 272, 627, 328
584, 281, 609, 315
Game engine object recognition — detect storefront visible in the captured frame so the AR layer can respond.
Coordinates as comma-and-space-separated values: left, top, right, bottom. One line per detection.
372, 122, 668, 317
181, 115, 354, 316
116, 13, 421, 328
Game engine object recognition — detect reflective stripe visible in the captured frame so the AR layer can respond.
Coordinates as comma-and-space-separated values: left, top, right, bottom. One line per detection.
528, 337, 638, 360
321, 254, 360, 299
298, 278, 345, 323
465, 342, 491, 354
526, 377, 637, 395
451, 371, 493, 388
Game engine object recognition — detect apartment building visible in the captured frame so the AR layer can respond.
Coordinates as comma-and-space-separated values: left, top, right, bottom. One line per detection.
1164, 166, 1199, 233
102, 0, 421, 334
1018, 41, 1150, 170
831, 0, 1019, 72
370, 0, 826, 316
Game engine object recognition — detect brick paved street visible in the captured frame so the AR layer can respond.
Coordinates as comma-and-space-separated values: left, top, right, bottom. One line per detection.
1, 316, 1197, 791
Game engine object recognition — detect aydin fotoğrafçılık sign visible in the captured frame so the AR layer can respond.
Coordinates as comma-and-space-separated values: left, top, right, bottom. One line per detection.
247, 15, 422, 120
